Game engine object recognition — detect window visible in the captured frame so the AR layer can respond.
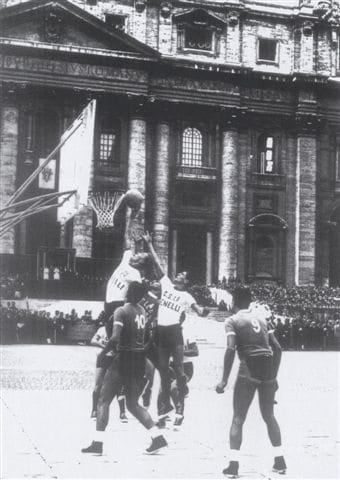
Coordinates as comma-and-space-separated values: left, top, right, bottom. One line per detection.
258, 38, 278, 63
105, 13, 126, 32
258, 135, 275, 174
181, 127, 203, 167
98, 117, 121, 170
184, 26, 213, 51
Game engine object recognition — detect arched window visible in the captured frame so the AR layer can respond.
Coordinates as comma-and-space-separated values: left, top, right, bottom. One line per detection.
98, 117, 121, 170
181, 127, 202, 167
257, 135, 275, 174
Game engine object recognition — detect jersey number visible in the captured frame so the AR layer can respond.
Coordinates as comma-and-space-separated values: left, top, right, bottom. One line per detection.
251, 319, 261, 333
135, 314, 146, 330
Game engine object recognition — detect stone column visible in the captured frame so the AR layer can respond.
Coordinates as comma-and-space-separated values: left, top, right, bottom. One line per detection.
0, 106, 19, 254
153, 122, 170, 274
72, 206, 93, 257
218, 129, 239, 281
300, 22, 314, 73
206, 231, 213, 285
128, 117, 146, 233
295, 128, 317, 284
171, 229, 177, 279
285, 135, 297, 286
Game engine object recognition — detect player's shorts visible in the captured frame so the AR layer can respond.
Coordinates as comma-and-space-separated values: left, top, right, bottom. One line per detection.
157, 324, 184, 349
118, 351, 146, 391
237, 358, 278, 396
240, 355, 275, 382
96, 354, 114, 369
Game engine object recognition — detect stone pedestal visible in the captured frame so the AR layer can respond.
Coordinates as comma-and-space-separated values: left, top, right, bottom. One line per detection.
218, 129, 239, 281
206, 231, 213, 285
72, 206, 93, 258
153, 122, 170, 274
0, 106, 19, 254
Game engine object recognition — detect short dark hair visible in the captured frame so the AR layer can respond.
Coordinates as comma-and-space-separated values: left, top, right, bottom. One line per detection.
232, 287, 252, 309
126, 281, 146, 304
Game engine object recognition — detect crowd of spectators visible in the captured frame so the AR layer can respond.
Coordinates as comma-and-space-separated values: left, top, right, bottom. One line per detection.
192, 279, 340, 351
1, 273, 340, 350
0, 301, 103, 345
0, 270, 110, 300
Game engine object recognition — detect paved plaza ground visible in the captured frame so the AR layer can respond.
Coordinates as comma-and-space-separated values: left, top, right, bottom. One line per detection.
1, 317, 340, 479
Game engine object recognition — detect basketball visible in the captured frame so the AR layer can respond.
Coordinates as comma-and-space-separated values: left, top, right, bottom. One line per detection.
124, 189, 144, 210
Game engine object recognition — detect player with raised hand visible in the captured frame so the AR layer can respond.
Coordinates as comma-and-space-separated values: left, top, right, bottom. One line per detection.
142, 231, 209, 427
216, 287, 286, 478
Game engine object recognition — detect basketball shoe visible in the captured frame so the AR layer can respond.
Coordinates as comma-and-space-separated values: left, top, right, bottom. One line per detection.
273, 456, 287, 474
145, 435, 168, 454
81, 441, 103, 455
222, 461, 239, 478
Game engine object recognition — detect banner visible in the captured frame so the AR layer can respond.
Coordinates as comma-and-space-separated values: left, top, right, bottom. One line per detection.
57, 100, 97, 224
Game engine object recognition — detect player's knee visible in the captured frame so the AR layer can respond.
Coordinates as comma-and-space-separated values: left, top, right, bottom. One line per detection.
261, 411, 275, 424
125, 398, 137, 414
232, 414, 246, 427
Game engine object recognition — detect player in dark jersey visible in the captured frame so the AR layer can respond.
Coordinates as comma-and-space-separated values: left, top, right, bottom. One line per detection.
82, 282, 167, 456
216, 287, 286, 478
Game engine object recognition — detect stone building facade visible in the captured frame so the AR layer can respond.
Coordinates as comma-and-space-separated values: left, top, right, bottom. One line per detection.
0, 0, 340, 286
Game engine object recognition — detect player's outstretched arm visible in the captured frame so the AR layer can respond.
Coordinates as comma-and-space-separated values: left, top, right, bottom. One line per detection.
269, 331, 282, 378
142, 231, 164, 280
216, 335, 236, 393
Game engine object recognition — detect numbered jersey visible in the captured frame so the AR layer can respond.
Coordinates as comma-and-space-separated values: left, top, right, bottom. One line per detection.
114, 303, 147, 352
225, 306, 273, 360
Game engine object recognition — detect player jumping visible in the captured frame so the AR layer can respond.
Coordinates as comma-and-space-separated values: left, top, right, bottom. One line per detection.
216, 287, 286, 478
142, 231, 209, 427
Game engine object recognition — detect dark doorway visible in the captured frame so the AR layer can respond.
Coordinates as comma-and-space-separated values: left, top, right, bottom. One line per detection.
177, 225, 206, 284
329, 208, 340, 287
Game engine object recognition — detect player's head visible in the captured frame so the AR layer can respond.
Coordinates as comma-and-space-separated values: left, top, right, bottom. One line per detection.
232, 287, 252, 310
129, 252, 151, 271
173, 271, 189, 291
126, 281, 146, 304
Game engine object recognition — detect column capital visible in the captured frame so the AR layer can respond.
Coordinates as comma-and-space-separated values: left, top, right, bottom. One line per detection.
295, 114, 324, 136
220, 108, 247, 132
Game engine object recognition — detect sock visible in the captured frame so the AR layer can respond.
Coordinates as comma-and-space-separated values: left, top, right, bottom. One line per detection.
273, 446, 284, 458
149, 426, 159, 439
229, 449, 240, 462
94, 430, 105, 443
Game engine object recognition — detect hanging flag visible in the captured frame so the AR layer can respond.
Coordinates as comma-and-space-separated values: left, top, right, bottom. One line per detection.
38, 158, 56, 189
57, 100, 97, 224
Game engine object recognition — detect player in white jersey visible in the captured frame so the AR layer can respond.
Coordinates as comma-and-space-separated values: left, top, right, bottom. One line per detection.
88, 208, 151, 437
142, 232, 209, 426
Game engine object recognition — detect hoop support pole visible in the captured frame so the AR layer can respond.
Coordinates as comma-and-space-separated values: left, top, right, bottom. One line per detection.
0, 191, 75, 237
0, 121, 82, 220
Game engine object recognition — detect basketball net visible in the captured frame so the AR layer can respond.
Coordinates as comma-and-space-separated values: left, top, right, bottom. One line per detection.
88, 191, 124, 230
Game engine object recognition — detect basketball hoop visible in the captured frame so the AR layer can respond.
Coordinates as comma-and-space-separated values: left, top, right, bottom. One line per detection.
88, 191, 124, 230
